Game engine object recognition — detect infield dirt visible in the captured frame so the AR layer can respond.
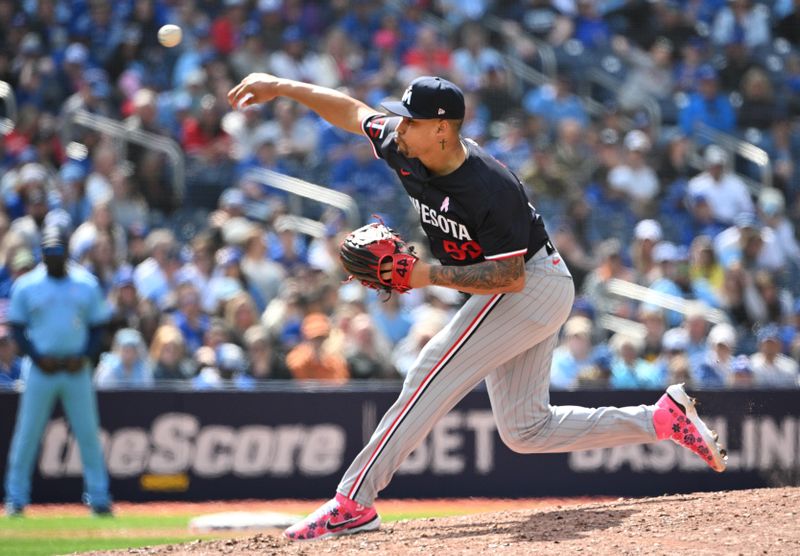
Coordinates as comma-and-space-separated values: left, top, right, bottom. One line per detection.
81, 486, 800, 555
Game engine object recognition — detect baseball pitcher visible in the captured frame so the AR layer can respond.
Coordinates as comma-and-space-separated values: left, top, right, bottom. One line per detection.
228, 73, 727, 542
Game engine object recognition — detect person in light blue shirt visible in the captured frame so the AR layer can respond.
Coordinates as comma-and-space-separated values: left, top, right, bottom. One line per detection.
0, 325, 22, 390
4, 227, 112, 516
678, 65, 736, 137
522, 75, 589, 129
192, 343, 251, 390
609, 332, 662, 389
550, 316, 595, 389
645, 242, 686, 328
368, 294, 412, 347
94, 328, 153, 390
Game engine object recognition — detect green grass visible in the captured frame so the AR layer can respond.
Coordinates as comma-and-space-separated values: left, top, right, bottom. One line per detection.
1, 514, 190, 532
0, 514, 212, 556
0, 509, 466, 555
383, 509, 471, 521
0, 536, 197, 556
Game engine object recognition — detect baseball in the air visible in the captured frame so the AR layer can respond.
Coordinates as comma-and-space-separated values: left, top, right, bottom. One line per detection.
158, 24, 183, 48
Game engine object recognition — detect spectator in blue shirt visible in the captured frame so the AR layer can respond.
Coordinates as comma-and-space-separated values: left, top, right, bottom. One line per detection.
208, 246, 266, 314
484, 115, 533, 175
268, 222, 309, 276
574, 0, 612, 48
369, 294, 412, 347
58, 162, 92, 226
107, 265, 140, 338
653, 327, 690, 384
73, 2, 123, 67
550, 316, 596, 389
584, 173, 638, 246
133, 229, 182, 310
192, 342, 251, 390
674, 38, 707, 94
330, 141, 398, 219
685, 193, 728, 244
693, 322, 737, 387
728, 354, 756, 389
609, 332, 661, 389
711, 0, 771, 51
94, 328, 153, 389
171, 282, 210, 355
338, 1, 383, 51
679, 65, 736, 136
0, 325, 22, 389
682, 303, 712, 365
646, 242, 688, 326
451, 23, 505, 92
523, 74, 589, 129
172, 25, 214, 90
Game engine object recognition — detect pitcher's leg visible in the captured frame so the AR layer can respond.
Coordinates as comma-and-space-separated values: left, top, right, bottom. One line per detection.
4, 368, 59, 508
290, 257, 576, 540
338, 265, 576, 505
337, 293, 505, 506
487, 334, 657, 454
61, 369, 110, 508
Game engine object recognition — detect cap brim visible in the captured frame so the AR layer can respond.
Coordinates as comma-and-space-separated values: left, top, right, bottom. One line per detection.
381, 100, 428, 119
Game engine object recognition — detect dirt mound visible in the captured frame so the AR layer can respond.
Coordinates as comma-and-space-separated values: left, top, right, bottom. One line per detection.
82, 487, 800, 556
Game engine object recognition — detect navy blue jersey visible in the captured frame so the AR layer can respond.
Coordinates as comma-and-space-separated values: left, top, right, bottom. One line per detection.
361, 114, 549, 266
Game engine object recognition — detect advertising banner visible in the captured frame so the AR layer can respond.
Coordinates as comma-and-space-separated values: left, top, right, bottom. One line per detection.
0, 389, 797, 502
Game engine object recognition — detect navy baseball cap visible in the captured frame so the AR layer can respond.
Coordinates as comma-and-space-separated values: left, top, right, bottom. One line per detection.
382, 76, 465, 120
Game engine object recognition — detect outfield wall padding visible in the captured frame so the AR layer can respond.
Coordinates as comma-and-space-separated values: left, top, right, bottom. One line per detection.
0, 388, 797, 502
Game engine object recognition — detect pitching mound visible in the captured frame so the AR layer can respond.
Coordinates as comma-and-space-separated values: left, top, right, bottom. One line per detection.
84, 487, 799, 555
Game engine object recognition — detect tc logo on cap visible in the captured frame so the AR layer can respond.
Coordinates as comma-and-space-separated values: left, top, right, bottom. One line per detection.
382, 76, 466, 120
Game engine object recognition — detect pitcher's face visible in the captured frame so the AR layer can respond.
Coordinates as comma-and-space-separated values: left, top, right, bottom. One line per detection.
395, 117, 442, 158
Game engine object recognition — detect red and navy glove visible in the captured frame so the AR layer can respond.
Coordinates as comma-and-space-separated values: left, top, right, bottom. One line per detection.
339, 221, 418, 294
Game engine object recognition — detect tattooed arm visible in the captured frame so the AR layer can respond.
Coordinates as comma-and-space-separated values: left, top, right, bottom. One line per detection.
408, 257, 526, 295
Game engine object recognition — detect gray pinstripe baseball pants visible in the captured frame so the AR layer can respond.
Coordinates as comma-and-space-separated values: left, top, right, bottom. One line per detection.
338, 248, 659, 506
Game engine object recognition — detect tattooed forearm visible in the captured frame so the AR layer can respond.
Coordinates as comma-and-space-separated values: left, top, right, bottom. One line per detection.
429, 257, 525, 293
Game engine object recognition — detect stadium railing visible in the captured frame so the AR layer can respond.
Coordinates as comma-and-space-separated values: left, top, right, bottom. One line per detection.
273, 213, 327, 239
66, 109, 186, 203
579, 66, 662, 140
597, 313, 648, 338
606, 278, 730, 325
692, 122, 772, 193
483, 14, 558, 79
243, 167, 361, 229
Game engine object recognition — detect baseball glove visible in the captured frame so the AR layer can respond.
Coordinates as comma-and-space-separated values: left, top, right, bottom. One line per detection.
340, 221, 418, 294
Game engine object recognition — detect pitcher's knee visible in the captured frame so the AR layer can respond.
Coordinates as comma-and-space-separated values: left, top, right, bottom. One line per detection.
498, 429, 534, 454
497, 413, 553, 454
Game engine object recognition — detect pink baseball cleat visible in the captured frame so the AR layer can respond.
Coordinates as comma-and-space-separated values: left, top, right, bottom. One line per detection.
653, 383, 728, 472
284, 493, 381, 541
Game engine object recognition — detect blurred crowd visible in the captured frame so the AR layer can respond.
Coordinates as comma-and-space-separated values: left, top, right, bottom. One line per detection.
0, 0, 799, 391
